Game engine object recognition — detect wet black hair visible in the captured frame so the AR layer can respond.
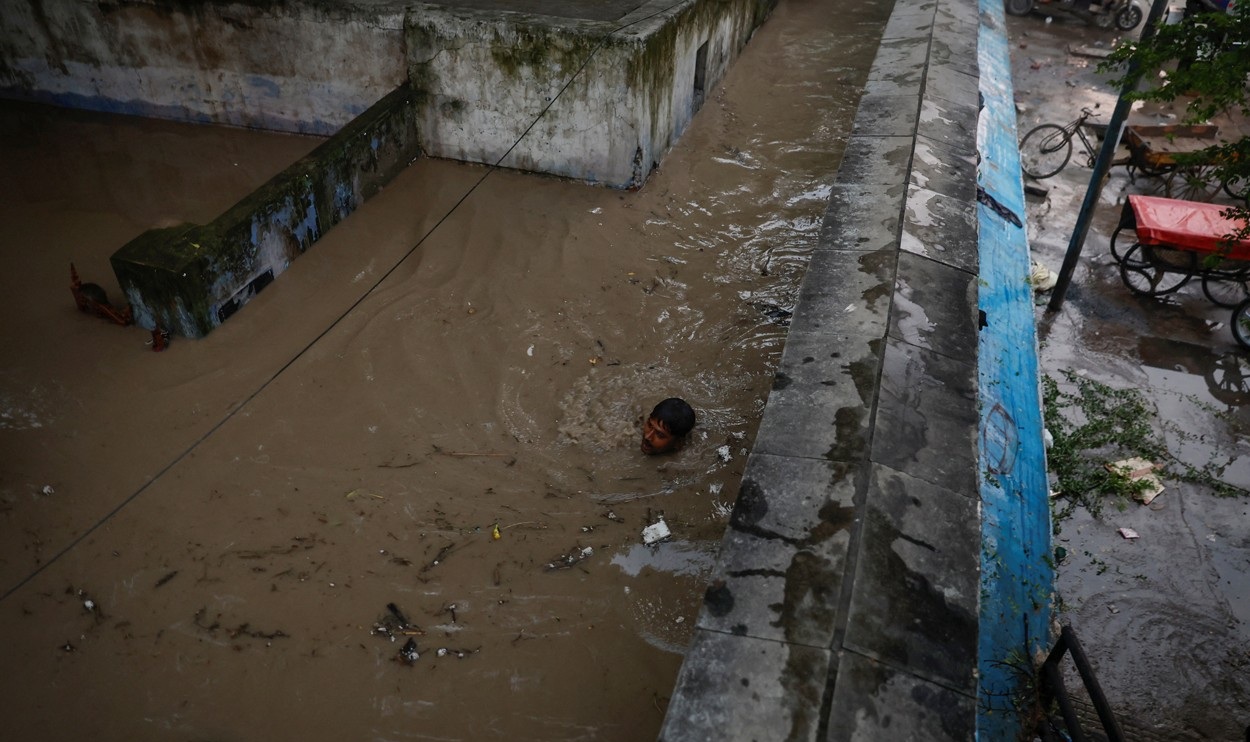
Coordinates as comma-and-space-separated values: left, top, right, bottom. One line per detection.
650, 398, 696, 437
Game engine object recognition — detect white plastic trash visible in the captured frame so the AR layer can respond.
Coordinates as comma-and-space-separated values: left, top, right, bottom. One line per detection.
642, 519, 671, 546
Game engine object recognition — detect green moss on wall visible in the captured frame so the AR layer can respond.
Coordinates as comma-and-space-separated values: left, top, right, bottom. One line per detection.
488, 24, 602, 82
625, 0, 775, 154
111, 83, 420, 338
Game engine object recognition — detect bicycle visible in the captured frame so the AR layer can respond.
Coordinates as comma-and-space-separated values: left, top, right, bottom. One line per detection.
1019, 107, 1102, 180
1234, 297, 1250, 350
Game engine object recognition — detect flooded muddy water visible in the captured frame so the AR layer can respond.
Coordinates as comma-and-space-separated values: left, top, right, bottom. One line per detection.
1009, 13, 1250, 741
0, 0, 890, 739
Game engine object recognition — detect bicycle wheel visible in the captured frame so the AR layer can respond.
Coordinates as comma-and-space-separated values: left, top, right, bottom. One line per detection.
1203, 273, 1250, 307
1020, 124, 1072, 180
1116, 4, 1143, 30
1233, 299, 1250, 350
1119, 244, 1193, 296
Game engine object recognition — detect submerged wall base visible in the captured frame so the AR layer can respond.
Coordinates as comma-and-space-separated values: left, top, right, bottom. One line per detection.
110, 84, 420, 338
408, 0, 775, 188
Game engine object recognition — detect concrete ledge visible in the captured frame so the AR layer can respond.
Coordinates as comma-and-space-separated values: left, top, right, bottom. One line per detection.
110, 83, 421, 337
660, 0, 990, 737
658, 630, 832, 741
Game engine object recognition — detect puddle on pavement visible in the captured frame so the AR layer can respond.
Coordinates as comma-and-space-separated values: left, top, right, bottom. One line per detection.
0, 0, 890, 738
1010, 12, 1250, 741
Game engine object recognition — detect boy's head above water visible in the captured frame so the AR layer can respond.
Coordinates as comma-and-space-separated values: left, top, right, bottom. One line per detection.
641, 398, 696, 455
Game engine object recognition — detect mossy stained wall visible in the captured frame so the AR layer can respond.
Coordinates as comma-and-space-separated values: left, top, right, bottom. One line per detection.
406, 0, 776, 188
0, 0, 406, 135
111, 84, 421, 338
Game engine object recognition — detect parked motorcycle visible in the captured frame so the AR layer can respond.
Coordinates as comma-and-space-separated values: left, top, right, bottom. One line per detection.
1005, 0, 1144, 30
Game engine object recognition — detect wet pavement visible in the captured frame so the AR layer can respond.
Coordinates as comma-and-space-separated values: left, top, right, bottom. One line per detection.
1007, 8, 1250, 740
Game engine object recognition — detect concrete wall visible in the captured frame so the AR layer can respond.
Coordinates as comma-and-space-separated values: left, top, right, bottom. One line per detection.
0, 0, 406, 135
406, 0, 773, 188
110, 84, 421, 337
659, 0, 991, 738
0, 0, 774, 186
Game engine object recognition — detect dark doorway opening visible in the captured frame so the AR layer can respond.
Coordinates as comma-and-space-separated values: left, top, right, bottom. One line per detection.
693, 41, 709, 111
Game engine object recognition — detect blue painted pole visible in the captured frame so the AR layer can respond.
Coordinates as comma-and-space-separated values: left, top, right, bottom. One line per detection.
1046, 0, 1173, 312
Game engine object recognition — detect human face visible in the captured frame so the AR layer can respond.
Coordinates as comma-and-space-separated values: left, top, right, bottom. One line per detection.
641, 416, 677, 454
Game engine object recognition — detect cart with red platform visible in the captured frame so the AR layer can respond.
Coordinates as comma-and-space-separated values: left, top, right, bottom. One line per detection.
1108, 194, 1250, 349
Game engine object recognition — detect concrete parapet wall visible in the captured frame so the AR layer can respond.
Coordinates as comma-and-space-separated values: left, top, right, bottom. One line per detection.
0, 0, 774, 186
406, 0, 774, 188
111, 84, 420, 337
660, 0, 992, 738
0, 0, 406, 136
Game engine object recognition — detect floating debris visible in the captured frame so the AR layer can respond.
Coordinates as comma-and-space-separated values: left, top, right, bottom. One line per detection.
440, 603, 459, 624
642, 518, 671, 546
192, 607, 288, 642
1118, 528, 1140, 540
436, 646, 481, 659
372, 602, 424, 641
70, 587, 104, 622
421, 542, 458, 573
345, 489, 384, 501
751, 301, 793, 326
546, 545, 594, 571
398, 638, 420, 664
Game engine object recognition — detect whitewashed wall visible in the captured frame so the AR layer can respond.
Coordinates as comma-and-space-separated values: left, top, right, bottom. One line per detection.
0, 0, 407, 135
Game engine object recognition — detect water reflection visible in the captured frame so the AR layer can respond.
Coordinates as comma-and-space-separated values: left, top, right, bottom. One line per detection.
1138, 336, 1250, 410
610, 540, 718, 578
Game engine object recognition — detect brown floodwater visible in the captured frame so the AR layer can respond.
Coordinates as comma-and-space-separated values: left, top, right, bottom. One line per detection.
0, 0, 889, 738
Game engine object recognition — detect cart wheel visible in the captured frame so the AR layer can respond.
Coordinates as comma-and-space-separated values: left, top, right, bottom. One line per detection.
1139, 166, 1175, 196
1222, 175, 1250, 205
1172, 165, 1222, 202
1119, 244, 1193, 296
1020, 124, 1072, 180
1109, 227, 1142, 264
1233, 299, 1250, 350
1202, 272, 1250, 308
1135, 161, 1174, 179
1116, 3, 1143, 30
